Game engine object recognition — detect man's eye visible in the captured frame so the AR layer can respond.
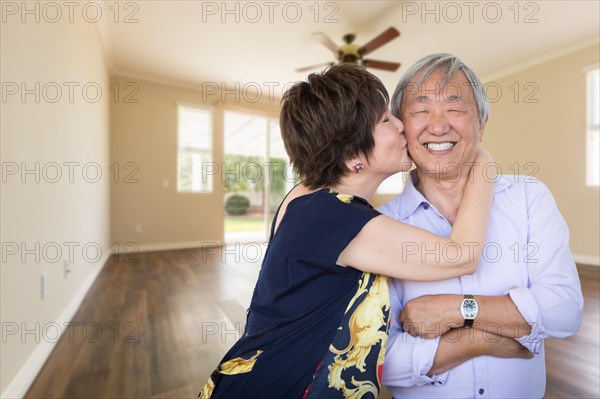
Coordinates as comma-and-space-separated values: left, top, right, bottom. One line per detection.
383, 118, 389, 122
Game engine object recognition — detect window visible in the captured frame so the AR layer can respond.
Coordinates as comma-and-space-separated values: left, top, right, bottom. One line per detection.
177, 104, 213, 193
223, 111, 295, 242
587, 67, 599, 187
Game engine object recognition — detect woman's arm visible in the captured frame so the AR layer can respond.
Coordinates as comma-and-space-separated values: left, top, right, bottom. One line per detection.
337, 149, 495, 281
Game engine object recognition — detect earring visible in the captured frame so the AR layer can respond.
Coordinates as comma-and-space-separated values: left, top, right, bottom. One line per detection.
353, 162, 364, 173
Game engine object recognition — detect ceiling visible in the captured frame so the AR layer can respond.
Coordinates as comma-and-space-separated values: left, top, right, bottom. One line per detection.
100, 1, 600, 99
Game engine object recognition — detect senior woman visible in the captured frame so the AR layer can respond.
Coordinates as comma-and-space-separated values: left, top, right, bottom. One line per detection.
198, 63, 494, 399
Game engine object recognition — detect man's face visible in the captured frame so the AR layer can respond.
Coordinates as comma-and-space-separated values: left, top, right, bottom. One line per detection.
400, 69, 486, 181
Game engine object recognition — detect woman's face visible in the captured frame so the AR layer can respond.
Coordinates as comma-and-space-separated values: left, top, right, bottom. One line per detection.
367, 110, 411, 176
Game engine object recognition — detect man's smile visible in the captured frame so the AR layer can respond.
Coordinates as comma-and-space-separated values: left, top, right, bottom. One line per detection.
423, 141, 457, 154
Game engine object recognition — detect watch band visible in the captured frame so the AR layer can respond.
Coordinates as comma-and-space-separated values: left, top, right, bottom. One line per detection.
463, 294, 475, 328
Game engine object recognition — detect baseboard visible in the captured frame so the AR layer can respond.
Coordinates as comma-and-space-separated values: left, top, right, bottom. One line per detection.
136, 240, 224, 253
574, 253, 600, 267
1, 252, 112, 399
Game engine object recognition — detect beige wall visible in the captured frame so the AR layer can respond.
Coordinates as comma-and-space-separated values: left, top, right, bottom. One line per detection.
110, 76, 280, 249
485, 44, 599, 260
1, 17, 111, 395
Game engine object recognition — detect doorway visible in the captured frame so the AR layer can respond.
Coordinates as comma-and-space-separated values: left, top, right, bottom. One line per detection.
223, 111, 294, 243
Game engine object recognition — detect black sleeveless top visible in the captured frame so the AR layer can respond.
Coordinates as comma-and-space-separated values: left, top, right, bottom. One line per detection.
199, 188, 390, 399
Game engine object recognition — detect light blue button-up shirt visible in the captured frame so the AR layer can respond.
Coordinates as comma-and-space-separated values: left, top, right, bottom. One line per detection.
379, 172, 583, 399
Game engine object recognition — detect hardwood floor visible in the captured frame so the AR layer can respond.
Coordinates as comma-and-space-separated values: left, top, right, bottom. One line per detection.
25, 249, 599, 398
545, 264, 600, 399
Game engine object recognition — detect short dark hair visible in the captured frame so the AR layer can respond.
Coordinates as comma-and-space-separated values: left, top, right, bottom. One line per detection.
280, 63, 389, 189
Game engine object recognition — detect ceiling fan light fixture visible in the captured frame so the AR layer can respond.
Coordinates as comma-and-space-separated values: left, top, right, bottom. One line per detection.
297, 27, 401, 73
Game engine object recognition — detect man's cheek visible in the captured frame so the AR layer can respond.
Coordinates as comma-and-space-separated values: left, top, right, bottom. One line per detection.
403, 129, 420, 144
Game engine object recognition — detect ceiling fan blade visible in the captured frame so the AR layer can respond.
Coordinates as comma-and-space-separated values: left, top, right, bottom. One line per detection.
312, 32, 341, 53
358, 27, 400, 56
362, 59, 401, 72
295, 62, 335, 73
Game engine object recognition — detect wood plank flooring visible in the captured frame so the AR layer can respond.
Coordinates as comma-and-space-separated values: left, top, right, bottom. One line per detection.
25, 248, 599, 398
545, 264, 600, 399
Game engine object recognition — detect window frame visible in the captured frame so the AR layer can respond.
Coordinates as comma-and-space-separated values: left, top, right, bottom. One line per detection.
585, 65, 599, 187
176, 102, 214, 194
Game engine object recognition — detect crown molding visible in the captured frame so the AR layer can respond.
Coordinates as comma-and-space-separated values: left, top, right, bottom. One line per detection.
482, 35, 600, 83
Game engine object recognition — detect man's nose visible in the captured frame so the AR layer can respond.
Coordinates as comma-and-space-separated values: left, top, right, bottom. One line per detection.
427, 112, 450, 135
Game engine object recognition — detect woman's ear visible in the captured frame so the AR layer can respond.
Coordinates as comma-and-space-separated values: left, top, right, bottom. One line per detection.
344, 159, 357, 173
346, 159, 365, 174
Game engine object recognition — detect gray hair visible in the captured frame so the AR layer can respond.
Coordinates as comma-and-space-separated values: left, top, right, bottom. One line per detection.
390, 53, 489, 124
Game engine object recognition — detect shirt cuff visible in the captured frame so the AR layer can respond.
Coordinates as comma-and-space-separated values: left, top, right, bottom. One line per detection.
506, 287, 544, 354
411, 337, 449, 386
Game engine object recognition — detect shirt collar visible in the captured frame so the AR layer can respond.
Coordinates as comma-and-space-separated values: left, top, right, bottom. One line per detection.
397, 169, 513, 220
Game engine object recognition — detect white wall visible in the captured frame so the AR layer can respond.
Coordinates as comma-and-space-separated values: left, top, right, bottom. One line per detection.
1, 11, 111, 396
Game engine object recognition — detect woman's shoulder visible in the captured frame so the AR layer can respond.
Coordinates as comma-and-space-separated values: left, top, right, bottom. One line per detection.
282, 186, 377, 214
271, 185, 318, 237
280, 184, 318, 210
272, 185, 379, 238
286, 188, 381, 232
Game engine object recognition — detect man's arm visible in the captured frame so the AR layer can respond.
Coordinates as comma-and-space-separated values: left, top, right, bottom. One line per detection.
507, 179, 583, 352
401, 294, 531, 339
382, 280, 450, 388
383, 281, 534, 388
427, 327, 533, 375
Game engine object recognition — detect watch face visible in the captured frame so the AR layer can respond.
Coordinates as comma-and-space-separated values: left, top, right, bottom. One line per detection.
463, 299, 477, 318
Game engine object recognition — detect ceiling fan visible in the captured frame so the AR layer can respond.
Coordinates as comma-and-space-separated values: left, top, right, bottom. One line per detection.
296, 27, 401, 73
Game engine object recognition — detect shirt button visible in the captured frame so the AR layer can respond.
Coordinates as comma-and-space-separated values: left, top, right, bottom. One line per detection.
479, 388, 485, 395
423, 203, 430, 210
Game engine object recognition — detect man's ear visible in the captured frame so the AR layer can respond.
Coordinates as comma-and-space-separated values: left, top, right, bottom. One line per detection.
478, 116, 488, 142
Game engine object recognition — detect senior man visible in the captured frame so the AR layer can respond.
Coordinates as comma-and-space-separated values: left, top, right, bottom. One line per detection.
380, 53, 583, 398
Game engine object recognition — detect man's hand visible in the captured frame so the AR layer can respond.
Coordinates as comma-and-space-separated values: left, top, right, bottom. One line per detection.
428, 327, 534, 376
484, 332, 534, 360
401, 294, 463, 339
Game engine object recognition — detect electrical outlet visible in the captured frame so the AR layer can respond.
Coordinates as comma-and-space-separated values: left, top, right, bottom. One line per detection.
41, 272, 48, 299
163, 179, 169, 188
135, 224, 143, 233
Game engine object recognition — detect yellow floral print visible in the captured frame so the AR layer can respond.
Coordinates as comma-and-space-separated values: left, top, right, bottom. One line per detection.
198, 350, 263, 399
329, 189, 354, 204
327, 273, 390, 398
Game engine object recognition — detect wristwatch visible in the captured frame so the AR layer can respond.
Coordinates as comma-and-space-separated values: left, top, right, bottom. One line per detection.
460, 294, 479, 328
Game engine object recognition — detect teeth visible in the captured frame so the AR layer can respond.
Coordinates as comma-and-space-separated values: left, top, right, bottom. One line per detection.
425, 142, 454, 151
